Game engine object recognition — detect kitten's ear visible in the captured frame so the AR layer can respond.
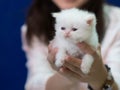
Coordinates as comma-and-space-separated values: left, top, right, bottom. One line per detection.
51, 13, 59, 18
86, 15, 96, 25
87, 18, 93, 25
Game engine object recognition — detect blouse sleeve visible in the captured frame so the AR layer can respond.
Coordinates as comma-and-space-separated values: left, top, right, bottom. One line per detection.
104, 29, 120, 89
21, 25, 55, 90
102, 5, 120, 89
21, 24, 29, 52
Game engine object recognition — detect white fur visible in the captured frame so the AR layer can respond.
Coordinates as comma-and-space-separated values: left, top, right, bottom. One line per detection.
52, 8, 99, 74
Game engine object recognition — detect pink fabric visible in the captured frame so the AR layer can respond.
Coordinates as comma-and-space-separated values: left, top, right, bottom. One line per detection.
101, 5, 120, 87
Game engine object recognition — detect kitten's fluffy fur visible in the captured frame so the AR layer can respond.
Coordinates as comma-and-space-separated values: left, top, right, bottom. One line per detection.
51, 8, 99, 74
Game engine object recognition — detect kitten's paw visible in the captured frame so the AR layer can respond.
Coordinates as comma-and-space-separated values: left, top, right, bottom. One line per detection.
81, 54, 94, 74
55, 59, 64, 68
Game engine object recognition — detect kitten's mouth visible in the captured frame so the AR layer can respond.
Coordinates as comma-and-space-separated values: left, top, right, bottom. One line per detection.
65, 36, 70, 38
64, 34, 70, 38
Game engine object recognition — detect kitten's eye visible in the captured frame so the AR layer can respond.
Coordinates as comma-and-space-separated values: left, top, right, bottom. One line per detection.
61, 27, 66, 30
72, 28, 78, 31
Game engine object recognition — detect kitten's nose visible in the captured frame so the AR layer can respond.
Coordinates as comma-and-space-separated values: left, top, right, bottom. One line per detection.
65, 31, 71, 37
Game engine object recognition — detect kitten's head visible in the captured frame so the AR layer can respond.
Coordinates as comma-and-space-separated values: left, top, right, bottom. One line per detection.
52, 8, 96, 43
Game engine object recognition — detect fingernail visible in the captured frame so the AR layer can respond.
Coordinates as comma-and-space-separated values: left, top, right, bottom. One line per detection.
65, 56, 70, 61
77, 42, 83, 47
60, 68, 64, 72
54, 48, 58, 52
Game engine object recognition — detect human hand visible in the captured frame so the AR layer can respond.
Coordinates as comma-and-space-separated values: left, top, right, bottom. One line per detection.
60, 42, 108, 90
47, 43, 59, 71
47, 42, 108, 89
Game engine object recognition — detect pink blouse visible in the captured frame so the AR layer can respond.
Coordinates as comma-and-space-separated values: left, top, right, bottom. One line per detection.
21, 4, 120, 90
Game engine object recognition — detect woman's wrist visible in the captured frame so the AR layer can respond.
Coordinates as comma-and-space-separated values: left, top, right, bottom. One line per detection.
88, 76, 107, 90
88, 65, 108, 90
88, 65, 118, 90
112, 81, 118, 90
88, 80, 118, 90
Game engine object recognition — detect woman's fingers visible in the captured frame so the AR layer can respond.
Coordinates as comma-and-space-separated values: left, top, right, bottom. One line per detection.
65, 56, 82, 68
59, 67, 82, 82
77, 42, 98, 57
64, 61, 84, 76
63, 56, 87, 77
48, 45, 58, 64
48, 44, 53, 53
47, 46, 58, 70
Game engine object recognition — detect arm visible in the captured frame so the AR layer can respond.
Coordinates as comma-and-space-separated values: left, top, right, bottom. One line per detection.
21, 25, 55, 90
49, 42, 119, 90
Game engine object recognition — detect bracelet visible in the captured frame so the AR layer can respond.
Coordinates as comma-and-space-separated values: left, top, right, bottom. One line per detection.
88, 65, 114, 90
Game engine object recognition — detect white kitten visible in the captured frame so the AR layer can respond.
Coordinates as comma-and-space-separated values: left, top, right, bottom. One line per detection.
51, 8, 99, 74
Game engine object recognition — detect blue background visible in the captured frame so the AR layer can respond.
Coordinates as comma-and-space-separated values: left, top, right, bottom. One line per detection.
0, 0, 119, 90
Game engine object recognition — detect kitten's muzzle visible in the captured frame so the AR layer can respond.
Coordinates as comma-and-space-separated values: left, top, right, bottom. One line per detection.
64, 31, 71, 38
